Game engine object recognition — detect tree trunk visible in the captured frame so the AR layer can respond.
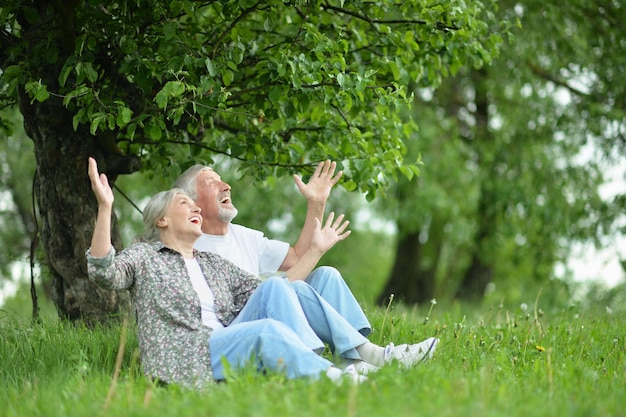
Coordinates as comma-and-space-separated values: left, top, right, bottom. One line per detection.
377, 229, 439, 306
18, 91, 130, 323
455, 185, 495, 299
455, 68, 496, 300
456, 254, 493, 300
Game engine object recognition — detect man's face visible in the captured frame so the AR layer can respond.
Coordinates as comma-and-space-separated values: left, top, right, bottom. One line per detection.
194, 169, 238, 227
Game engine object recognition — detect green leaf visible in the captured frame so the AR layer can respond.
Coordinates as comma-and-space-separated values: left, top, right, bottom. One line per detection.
116, 107, 133, 127
24, 80, 50, 103
58, 63, 74, 87
90, 113, 105, 135
72, 108, 86, 131
154, 81, 185, 109
205, 58, 217, 76
336, 73, 345, 88
148, 123, 162, 141
268, 86, 283, 104
223, 70, 234, 86
74, 62, 99, 83
398, 165, 414, 180
169, 0, 183, 14
343, 180, 357, 192
3, 65, 21, 82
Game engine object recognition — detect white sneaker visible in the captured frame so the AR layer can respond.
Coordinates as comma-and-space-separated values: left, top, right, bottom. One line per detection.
327, 364, 368, 385
384, 337, 439, 368
341, 364, 369, 383
340, 359, 381, 375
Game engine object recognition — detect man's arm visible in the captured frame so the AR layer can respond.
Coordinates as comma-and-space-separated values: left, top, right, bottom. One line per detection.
279, 160, 342, 270
284, 213, 350, 281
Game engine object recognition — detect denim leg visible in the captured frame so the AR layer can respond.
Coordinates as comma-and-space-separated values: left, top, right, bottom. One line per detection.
304, 266, 372, 336
290, 280, 369, 360
210, 319, 333, 380
230, 276, 324, 353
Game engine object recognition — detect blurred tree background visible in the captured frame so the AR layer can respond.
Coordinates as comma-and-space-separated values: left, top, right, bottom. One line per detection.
1, 0, 625, 322
378, 0, 626, 306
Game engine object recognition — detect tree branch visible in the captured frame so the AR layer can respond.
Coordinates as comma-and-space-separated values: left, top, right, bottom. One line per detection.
526, 60, 589, 98
50, 0, 80, 55
211, 1, 264, 59
320, 2, 460, 31
0, 99, 18, 111
0, 28, 19, 67
292, 1, 316, 44
330, 102, 351, 128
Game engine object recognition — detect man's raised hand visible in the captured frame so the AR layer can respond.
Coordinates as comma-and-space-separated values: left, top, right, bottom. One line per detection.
293, 160, 343, 205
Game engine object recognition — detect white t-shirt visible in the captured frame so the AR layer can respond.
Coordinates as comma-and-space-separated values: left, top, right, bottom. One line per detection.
194, 223, 289, 276
184, 257, 224, 330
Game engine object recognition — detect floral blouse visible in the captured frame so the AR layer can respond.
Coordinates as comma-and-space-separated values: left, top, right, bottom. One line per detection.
86, 241, 261, 389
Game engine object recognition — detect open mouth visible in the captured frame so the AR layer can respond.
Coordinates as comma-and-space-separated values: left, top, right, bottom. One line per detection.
189, 216, 202, 225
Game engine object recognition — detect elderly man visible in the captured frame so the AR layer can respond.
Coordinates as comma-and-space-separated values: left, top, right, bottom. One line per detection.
173, 160, 438, 370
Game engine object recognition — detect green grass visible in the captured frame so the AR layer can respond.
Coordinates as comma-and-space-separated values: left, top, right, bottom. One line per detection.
1, 297, 624, 417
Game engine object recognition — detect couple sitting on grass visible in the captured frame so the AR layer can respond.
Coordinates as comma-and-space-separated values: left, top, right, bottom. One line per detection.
86, 157, 439, 389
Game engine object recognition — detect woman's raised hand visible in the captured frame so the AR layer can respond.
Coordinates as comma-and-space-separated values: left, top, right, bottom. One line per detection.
87, 157, 114, 208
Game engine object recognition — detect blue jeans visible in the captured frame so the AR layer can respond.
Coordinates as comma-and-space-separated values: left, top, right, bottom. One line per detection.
209, 276, 368, 380
209, 319, 332, 380
303, 266, 372, 337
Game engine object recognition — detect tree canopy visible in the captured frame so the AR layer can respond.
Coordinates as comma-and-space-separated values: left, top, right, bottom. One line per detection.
0, 0, 505, 320
1, 0, 504, 195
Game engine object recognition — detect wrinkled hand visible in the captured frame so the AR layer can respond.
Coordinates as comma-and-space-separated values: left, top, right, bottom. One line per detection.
310, 212, 351, 253
88, 157, 114, 207
294, 160, 343, 204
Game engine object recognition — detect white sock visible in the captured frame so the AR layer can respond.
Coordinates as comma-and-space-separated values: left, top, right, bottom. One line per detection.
356, 342, 385, 367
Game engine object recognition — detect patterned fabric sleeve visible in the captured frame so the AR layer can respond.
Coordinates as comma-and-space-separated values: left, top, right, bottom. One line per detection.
86, 245, 137, 290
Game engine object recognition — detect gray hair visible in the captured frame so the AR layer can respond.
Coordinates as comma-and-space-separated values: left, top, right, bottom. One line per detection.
172, 164, 213, 200
135, 188, 187, 243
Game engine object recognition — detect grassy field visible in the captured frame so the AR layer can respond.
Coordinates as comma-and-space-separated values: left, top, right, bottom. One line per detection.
1, 295, 624, 417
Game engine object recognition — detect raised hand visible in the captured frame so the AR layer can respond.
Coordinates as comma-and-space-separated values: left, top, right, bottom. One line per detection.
87, 157, 114, 208
293, 160, 343, 205
310, 212, 351, 254
87, 157, 115, 257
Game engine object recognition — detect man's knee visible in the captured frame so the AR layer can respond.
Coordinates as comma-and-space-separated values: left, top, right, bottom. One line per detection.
314, 265, 341, 277
307, 266, 344, 287
289, 279, 316, 296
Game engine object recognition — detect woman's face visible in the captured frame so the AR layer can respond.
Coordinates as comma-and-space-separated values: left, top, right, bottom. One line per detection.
158, 193, 203, 239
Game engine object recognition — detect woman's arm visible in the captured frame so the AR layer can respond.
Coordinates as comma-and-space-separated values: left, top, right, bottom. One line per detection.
87, 157, 114, 257
86, 157, 137, 290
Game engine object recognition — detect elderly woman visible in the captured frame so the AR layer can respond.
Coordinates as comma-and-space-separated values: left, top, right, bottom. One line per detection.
86, 158, 438, 389
86, 157, 369, 388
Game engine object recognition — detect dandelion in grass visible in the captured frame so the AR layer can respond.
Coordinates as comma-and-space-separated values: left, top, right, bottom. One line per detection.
535, 345, 545, 352
424, 298, 437, 324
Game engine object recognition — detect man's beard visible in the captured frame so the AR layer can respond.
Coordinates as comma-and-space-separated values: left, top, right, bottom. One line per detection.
217, 205, 238, 223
